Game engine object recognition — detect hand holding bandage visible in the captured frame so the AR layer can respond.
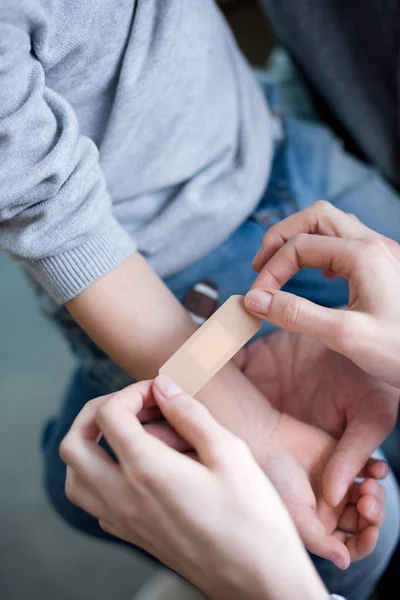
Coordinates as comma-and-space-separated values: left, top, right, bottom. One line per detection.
247, 200, 400, 388
61, 374, 386, 593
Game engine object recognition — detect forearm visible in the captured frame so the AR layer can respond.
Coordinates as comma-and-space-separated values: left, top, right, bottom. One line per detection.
200, 532, 328, 600
251, 556, 328, 600
67, 253, 197, 376
66, 252, 279, 456
205, 547, 328, 600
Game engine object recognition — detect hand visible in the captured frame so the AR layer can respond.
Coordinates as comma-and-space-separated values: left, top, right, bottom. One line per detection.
246, 200, 400, 388
60, 376, 328, 600
139, 382, 386, 568
236, 330, 398, 508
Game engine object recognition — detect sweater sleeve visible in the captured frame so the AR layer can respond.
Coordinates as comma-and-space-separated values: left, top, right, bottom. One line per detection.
0, 22, 136, 304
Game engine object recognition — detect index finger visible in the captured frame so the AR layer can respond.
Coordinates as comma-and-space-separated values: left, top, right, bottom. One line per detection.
252, 201, 374, 272
60, 380, 154, 473
251, 234, 356, 291
95, 380, 167, 464
66, 380, 154, 442
95, 382, 205, 486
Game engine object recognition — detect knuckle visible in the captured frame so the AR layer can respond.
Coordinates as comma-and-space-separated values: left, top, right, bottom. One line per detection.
125, 458, 156, 489
59, 436, 74, 465
116, 500, 136, 524
264, 224, 286, 249
347, 212, 360, 222
64, 476, 78, 506
333, 313, 363, 355
99, 519, 112, 534
96, 396, 116, 424
360, 238, 388, 261
208, 437, 232, 463
228, 435, 249, 456
267, 222, 281, 239
290, 232, 308, 246
280, 298, 300, 331
333, 314, 353, 348
171, 396, 193, 419
314, 199, 331, 214
211, 434, 249, 466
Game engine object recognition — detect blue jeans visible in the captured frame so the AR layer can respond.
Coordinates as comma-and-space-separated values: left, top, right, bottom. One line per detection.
41, 80, 400, 600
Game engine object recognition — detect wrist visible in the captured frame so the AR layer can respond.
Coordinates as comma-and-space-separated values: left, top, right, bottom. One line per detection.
245, 547, 328, 600
197, 360, 281, 463
203, 550, 327, 600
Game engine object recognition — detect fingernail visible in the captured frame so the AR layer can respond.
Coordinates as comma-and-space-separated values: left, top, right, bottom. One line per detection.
155, 375, 183, 399
334, 554, 348, 571
381, 463, 390, 478
369, 499, 379, 515
245, 290, 273, 314
335, 483, 348, 507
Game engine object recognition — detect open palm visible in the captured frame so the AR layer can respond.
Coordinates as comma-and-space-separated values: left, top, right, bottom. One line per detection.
236, 330, 399, 507
261, 409, 382, 568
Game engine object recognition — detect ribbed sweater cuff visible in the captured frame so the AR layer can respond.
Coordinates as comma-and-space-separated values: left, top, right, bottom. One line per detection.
25, 217, 136, 304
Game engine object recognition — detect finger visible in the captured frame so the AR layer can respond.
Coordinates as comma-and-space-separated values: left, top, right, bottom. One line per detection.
95, 382, 204, 491
348, 482, 362, 505
61, 383, 155, 491
245, 288, 347, 350
333, 530, 348, 544
99, 519, 133, 544
60, 393, 123, 477
357, 458, 390, 481
337, 505, 360, 534
345, 527, 379, 561
252, 201, 375, 272
337, 493, 384, 534
323, 268, 340, 279
137, 405, 164, 423
144, 422, 191, 452
251, 234, 357, 292
359, 478, 386, 503
64, 394, 113, 444
65, 466, 109, 519
60, 419, 122, 491
357, 494, 385, 528
298, 510, 350, 570
153, 375, 240, 467
64, 380, 153, 444
322, 416, 387, 508
95, 380, 166, 466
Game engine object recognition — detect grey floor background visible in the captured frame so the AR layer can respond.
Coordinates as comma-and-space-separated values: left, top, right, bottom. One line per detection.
0, 4, 271, 599
0, 254, 155, 600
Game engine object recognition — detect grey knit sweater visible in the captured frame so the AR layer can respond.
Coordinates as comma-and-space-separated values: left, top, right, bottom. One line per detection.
0, 0, 272, 304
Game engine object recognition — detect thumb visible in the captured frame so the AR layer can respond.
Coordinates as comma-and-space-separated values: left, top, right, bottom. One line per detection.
153, 375, 233, 466
245, 289, 343, 346
322, 417, 385, 508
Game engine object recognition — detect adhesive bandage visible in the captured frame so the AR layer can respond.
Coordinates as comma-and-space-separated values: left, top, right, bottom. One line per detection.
159, 295, 262, 396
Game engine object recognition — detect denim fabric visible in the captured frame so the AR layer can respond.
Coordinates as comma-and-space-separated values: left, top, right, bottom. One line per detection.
41, 76, 400, 599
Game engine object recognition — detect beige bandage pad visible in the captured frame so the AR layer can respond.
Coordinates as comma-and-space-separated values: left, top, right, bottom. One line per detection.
159, 295, 262, 396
